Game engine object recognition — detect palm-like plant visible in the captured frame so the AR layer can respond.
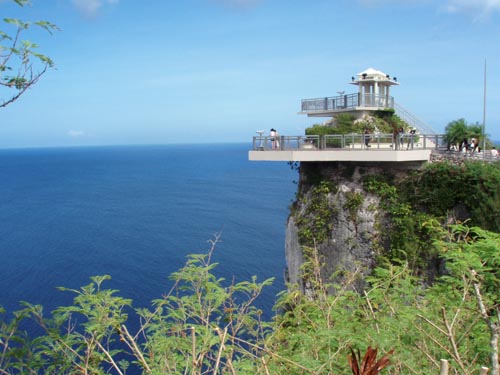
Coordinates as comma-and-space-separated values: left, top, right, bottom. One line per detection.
444, 118, 469, 148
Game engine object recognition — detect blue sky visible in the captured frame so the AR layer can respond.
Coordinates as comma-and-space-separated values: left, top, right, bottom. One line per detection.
1, 0, 499, 148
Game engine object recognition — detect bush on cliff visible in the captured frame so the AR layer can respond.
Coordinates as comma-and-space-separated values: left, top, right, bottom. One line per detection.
401, 161, 500, 233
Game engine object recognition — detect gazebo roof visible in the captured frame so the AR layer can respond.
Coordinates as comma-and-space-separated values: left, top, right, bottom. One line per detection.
351, 67, 399, 85
357, 67, 387, 77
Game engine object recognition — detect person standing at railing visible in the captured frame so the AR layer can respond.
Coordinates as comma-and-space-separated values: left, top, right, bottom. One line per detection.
398, 127, 405, 149
270, 128, 277, 150
392, 128, 399, 149
407, 128, 416, 149
364, 128, 371, 148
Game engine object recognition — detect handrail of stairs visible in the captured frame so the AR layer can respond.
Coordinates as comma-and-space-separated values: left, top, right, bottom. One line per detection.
394, 102, 437, 135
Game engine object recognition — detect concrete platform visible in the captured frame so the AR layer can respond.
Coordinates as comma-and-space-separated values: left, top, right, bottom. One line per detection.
248, 149, 432, 162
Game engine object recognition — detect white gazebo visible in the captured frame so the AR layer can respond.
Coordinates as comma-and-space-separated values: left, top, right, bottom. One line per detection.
300, 67, 399, 118
350, 67, 399, 109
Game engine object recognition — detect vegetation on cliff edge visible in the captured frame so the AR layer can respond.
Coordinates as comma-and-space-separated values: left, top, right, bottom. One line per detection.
2, 225, 500, 374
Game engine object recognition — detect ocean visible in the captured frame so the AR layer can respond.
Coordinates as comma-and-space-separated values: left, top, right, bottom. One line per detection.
0, 143, 297, 318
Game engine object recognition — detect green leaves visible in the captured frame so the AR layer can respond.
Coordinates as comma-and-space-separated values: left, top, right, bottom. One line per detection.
1, 1, 58, 107
34, 20, 59, 34
403, 161, 500, 233
14, 0, 31, 6
3, 18, 29, 29
295, 180, 335, 246
1, 224, 499, 374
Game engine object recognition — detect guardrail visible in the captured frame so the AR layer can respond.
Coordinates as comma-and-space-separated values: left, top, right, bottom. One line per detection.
301, 93, 394, 112
432, 149, 500, 163
252, 133, 446, 151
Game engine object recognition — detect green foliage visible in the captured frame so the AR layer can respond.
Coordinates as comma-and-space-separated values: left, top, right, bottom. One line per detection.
444, 118, 469, 147
305, 110, 408, 142
305, 120, 355, 148
357, 161, 500, 274
362, 109, 408, 134
344, 191, 364, 222
373, 108, 396, 120
305, 114, 358, 135
294, 180, 336, 246
13, 0, 31, 6
334, 113, 358, 133
2, 226, 500, 374
1, 0, 58, 107
0, 275, 133, 374
443, 118, 490, 148
0, 236, 277, 375
139, 246, 274, 374
402, 161, 500, 233
268, 227, 500, 374
428, 225, 500, 373
305, 123, 339, 136
363, 174, 441, 271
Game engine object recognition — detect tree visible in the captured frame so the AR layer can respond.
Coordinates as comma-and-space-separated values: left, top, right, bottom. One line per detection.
437, 225, 500, 375
444, 118, 491, 149
1, 0, 57, 108
444, 118, 468, 147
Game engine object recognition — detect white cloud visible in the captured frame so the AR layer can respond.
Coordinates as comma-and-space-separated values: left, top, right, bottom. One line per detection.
209, 0, 262, 9
443, 0, 500, 19
71, 0, 119, 17
358, 0, 500, 21
357, 0, 500, 19
358, 0, 432, 6
67, 130, 85, 137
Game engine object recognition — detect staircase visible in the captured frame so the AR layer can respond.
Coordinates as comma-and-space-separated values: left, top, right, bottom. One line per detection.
394, 102, 437, 135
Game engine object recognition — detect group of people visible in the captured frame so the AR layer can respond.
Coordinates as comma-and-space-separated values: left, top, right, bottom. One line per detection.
455, 137, 480, 153
363, 127, 417, 149
449, 138, 500, 158
400, 127, 417, 149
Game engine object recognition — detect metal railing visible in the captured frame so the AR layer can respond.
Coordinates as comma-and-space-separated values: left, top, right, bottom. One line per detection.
301, 93, 394, 113
434, 149, 500, 163
252, 133, 447, 151
394, 102, 437, 135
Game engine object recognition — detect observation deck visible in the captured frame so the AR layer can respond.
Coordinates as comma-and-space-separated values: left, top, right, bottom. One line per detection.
248, 133, 446, 162
300, 93, 394, 117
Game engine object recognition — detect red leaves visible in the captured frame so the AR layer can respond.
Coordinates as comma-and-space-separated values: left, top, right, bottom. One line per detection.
348, 347, 394, 375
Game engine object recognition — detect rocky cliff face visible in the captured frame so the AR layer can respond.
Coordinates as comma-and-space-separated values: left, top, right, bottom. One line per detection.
285, 161, 424, 293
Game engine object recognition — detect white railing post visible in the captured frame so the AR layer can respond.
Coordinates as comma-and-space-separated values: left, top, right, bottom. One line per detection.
440, 359, 449, 375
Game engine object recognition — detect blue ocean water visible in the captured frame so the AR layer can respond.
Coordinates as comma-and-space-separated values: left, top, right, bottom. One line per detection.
0, 143, 297, 318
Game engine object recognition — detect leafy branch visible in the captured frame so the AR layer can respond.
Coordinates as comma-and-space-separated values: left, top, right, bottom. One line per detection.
1, 0, 58, 108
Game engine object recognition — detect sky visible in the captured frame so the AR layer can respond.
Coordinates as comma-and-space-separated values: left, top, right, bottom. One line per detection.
0, 0, 499, 148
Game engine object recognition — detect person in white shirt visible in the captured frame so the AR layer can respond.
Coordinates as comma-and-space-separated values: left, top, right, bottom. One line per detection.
270, 128, 277, 149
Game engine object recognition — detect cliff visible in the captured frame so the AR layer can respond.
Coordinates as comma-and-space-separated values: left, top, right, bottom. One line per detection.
285, 161, 419, 293
285, 158, 500, 293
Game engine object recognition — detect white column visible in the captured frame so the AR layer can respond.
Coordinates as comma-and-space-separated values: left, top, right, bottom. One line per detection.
359, 84, 364, 106
368, 83, 374, 106
380, 85, 386, 106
